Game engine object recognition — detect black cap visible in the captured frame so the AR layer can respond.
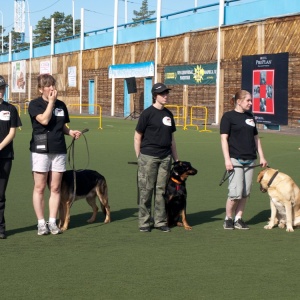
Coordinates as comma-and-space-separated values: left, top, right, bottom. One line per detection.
151, 82, 171, 94
0, 76, 8, 88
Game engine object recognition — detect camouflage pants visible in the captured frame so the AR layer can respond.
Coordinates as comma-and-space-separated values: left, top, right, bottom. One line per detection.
137, 153, 172, 228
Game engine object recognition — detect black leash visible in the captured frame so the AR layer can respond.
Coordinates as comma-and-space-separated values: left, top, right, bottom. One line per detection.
219, 164, 263, 186
66, 128, 90, 208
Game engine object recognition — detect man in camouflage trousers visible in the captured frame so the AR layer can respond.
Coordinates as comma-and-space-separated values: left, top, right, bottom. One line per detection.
134, 83, 179, 233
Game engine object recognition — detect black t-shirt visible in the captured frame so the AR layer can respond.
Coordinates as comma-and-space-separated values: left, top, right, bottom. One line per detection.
220, 110, 258, 160
28, 97, 70, 154
136, 105, 176, 158
0, 101, 22, 159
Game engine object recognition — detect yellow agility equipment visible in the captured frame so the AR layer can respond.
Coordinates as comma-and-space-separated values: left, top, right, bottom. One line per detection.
67, 104, 102, 129
184, 106, 211, 132
165, 105, 187, 128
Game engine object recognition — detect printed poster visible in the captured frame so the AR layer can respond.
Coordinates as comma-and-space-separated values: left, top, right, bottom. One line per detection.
11, 60, 26, 93
242, 53, 288, 125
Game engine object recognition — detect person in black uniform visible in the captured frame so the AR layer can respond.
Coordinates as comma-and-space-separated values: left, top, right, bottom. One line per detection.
0, 75, 22, 239
134, 82, 179, 233
28, 74, 81, 236
220, 90, 267, 230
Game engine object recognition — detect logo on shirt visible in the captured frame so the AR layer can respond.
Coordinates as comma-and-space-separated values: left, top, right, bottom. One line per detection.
54, 108, 65, 117
0, 111, 11, 121
245, 118, 255, 127
162, 116, 172, 126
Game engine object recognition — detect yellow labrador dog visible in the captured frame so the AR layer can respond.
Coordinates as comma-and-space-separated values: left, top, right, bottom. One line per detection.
257, 168, 300, 232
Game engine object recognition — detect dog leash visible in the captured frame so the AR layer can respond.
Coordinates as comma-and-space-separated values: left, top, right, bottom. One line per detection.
66, 128, 89, 208
219, 164, 263, 186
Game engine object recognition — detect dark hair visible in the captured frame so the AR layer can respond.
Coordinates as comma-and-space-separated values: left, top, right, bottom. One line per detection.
37, 74, 56, 95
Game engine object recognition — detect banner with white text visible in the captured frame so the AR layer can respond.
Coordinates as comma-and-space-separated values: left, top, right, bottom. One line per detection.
164, 63, 217, 85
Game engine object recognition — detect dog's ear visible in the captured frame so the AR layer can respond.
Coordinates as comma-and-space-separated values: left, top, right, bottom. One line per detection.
257, 169, 266, 183
173, 160, 181, 166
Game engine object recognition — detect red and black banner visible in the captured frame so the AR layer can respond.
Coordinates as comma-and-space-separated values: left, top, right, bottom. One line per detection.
242, 52, 288, 125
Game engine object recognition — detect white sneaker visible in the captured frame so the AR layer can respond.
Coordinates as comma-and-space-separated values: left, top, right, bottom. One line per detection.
37, 223, 49, 235
47, 222, 62, 235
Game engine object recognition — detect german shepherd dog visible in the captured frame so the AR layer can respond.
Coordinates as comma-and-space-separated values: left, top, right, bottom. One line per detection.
58, 169, 111, 231
165, 161, 198, 230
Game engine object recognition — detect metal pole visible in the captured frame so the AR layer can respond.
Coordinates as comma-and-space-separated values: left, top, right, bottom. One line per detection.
80, 8, 84, 114
125, 0, 128, 24
111, 0, 118, 116
154, 0, 162, 83
215, 0, 224, 125
0, 11, 3, 53
72, 0, 75, 35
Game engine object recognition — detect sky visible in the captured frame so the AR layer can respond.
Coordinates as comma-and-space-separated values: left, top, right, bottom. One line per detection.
0, 0, 220, 40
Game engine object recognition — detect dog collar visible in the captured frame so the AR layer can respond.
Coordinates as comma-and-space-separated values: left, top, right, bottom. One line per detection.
171, 177, 182, 185
267, 171, 279, 187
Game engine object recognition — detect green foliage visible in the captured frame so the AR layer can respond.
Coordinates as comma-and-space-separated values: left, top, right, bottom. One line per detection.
33, 11, 81, 45
131, 0, 156, 27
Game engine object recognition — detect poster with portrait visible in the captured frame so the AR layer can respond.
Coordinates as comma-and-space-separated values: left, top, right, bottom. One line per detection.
11, 60, 26, 93
242, 52, 288, 125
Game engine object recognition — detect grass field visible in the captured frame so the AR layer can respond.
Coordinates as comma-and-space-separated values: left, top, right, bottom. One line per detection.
2, 115, 300, 299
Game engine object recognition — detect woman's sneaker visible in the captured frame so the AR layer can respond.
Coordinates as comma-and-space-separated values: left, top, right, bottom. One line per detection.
37, 223, 49, 235
47, 222, 62, 235
223, 218, 234, 230
234, 218, 249, 230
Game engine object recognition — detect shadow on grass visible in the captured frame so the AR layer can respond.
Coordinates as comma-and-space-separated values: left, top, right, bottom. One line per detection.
247, 209, 270, 225
184, 208, 225, 226
6, 208, 138, 235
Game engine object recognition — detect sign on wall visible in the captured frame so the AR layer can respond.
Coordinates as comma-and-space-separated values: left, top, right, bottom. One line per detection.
68, 66, 77, 87
109, 61, 154, 78
242, 52, 288, 125
40, 61, 51, 74
11, 60, 26, 93
164, 63, 217, 85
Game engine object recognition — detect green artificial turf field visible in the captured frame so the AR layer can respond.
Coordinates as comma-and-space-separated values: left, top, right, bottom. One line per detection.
2, 115, 300, 299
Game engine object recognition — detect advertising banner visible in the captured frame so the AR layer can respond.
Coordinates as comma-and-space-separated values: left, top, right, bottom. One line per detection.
11, 60, 26, 93
164, 63, 217, 85
242, 53, 288, 125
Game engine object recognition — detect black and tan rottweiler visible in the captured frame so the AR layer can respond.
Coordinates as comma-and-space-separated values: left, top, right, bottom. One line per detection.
58, 169, 111, 231
165, 161, 197, 230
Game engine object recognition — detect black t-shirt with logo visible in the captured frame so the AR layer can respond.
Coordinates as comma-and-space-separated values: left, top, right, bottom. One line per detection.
136, 105, 176, 158
28, 97, 70, 154
0, 101, 22, 159
220, 110, 258, 160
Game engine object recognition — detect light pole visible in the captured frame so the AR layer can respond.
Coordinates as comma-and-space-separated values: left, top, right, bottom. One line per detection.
72, 0, 75, 35
0, 10, 3, 53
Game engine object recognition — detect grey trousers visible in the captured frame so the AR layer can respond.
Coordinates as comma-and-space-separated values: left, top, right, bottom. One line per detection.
137, 153, 172, 228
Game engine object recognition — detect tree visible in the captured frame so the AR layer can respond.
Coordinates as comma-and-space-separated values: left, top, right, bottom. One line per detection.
33, 11, 81, 45
2, 29, 29, 52
131, 0, 155, 27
